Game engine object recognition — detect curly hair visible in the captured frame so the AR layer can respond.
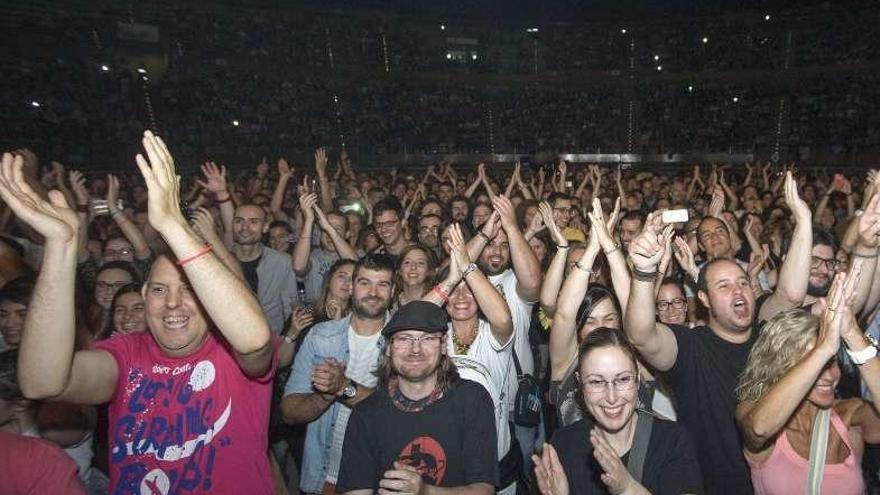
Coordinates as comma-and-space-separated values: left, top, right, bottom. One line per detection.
736, 309, 819, 403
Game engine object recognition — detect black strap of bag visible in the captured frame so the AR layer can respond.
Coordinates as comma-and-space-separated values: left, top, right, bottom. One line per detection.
625, 410, 655, 483
511, 348, 541, 427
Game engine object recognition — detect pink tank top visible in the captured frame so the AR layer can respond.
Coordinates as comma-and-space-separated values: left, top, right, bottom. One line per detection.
748, 411, 865, 495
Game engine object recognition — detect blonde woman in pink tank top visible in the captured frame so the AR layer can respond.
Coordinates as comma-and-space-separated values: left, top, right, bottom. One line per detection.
736, 271, 880, 495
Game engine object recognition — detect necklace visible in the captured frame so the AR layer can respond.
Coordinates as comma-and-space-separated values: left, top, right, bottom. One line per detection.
452, 319, 479, 355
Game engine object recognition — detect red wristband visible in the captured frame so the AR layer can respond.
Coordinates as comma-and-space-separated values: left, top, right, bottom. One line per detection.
177, 243, 214, 267
432, 285, 450, 303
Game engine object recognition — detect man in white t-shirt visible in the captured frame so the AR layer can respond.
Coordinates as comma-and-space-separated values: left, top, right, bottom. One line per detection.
465, 195, 543, 469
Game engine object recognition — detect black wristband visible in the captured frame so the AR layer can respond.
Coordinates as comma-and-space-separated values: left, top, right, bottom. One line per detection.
632, 267, 659, 282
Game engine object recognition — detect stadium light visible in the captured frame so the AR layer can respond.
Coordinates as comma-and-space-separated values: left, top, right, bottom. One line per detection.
472, 53, 478, 60
702, 37, 708, 44
137, 68, 147, 74
440, 24, 445, 30
101, 65, 110, 71
30, 101, 40, 108
620, 28, 627, 34
232, 120, 240, 126
764, 14, 771, 21
656, 65, 662, 71
653, 55, 660, 61
732, 96, 739, 103
526, 28, 539, 33
446, 52, 452, 60
687, 85, 693, 92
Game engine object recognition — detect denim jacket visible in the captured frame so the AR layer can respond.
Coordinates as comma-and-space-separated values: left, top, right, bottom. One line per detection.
283, 315, 386, 493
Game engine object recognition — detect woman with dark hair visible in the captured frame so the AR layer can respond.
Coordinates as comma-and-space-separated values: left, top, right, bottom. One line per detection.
85, 261, 140, 344
313, 258, 355, 322
100, 283, 146, 339
394, 244, 438, 309
534, 327, 703, 495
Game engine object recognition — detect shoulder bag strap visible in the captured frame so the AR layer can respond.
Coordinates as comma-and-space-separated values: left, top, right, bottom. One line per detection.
625, 410, 654, 483
805, 408, 831, 495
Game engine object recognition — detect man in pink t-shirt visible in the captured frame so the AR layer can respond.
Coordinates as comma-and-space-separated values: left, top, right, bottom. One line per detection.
4, 132, 277, 494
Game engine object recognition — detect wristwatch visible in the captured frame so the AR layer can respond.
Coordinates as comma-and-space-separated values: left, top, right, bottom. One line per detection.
846, 335, 879, 365
340, 380, 358, 400
461, 262, 479, 279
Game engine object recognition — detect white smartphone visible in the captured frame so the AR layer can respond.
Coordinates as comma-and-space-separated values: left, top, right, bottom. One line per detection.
661, 209, 689, 224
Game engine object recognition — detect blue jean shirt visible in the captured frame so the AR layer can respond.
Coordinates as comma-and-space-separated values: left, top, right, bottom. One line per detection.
283, 315, 386, 493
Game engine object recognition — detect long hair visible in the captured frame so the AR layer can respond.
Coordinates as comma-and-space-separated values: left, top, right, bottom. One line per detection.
737, 309, 818, 402
394, 244, 438, 301
99, 282, 144, 340
314, 259, 356, 320
574, 285, 621, 338
376, 350, 460, 393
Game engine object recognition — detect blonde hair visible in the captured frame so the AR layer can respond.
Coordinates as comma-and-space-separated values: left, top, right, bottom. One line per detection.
736, 309, 819, 402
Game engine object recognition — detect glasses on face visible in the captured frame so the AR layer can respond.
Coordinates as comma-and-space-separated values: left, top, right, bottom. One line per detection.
374, 219, 400, 231
97, 281, 130, 292
581, 372, 638, 395
103, 249, 132, 258
656, 298, 686, 312
811, 256, 841, 272
391, 334, 443, 349
419, 225, 440, 234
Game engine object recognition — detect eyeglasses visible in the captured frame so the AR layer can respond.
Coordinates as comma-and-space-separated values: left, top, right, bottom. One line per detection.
656, 298, 686, 311
580, 372, 638, 395
96, 281, 130, 292
391, 334, 443, 349
419, 226, 441, 234
811, 256, 841, 272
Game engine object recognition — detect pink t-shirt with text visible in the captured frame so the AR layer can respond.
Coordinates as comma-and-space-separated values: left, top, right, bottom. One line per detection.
95, 330, 277, 495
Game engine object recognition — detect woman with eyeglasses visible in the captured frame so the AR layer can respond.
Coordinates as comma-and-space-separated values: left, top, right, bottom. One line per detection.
736, 271, 880, 495
534, 327, 703, 495
550, 200, 676, 427
656, 279, 689, 326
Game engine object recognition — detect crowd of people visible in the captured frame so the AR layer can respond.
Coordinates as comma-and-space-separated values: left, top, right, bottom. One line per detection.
2, 129, 880, 495
3, 2, 880, 167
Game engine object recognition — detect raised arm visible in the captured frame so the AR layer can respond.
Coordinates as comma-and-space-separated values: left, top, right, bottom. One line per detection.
550, 227, 600, 380
196, 162, 235, 248
588, 197, 629, 313
68, 170, 91, 263
624, 213, 679, 371
495, 195, 542, 301
136, 131, 272, 376
758, 173, 812, 321
3, 154, 117, 403
314, 205, 358, 261
190, 207, 244, 281
270, 158, 293, 222
738, 271, 858, 454
107, 174, 151, 259
292, 192, 317, 277
479, 163, 497, 201
538, 202, 569, 318
849, 192, 880, 315
315, 148, 334, 212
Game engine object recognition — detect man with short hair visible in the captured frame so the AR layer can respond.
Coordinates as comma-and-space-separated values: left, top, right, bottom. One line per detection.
617, 210, 644, 253
293, 192, 358, 304
232, 202, 299, 332
336, 301, 497, 495
372, 198, 411, 260
282, 254, 396, 494
547, 192, 584, 242
417, 214, 443, 255
623, 174, 812, 495
466, 195, 543, 468
9, 132, 277, 494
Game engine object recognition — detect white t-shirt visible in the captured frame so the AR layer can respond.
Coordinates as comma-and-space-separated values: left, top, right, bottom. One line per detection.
448, 318, 513, 462
326, 327, 382, 483
487, 269, 535, 411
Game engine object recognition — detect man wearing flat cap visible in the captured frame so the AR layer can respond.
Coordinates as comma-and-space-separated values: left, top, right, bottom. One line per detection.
336, 301, 498, 495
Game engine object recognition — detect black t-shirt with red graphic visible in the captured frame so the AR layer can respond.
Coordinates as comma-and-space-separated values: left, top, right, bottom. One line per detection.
337, 378, 498, 491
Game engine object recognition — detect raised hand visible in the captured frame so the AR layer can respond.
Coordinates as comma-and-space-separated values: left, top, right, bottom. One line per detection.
0, 153, 79, 243
189, 207, 220, 244
856, 193, 880, 248
133, 130, 187, 234
314, 148, 328, 177
587, 198, 616, 252
277, 158, 293, 180
68, 170, 89, 206
628, 211, 671, 272
783, 172, 810, 225
481, 211, 503, 240
492, 195, 518, 232
298, 192, 318, 223
533, 444, 570, 495
747, 244, 769, 284
446, 223, 471, 281
673, 236, 698, 280
708, 186, 725, 217
539, 201, 566, 246
197, 162, 229, 198
106, 174, 120, 212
